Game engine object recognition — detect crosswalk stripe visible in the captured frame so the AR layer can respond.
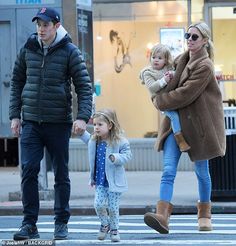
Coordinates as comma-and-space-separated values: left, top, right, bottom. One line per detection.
33, 214, 236, 224
55, 239, 236, 245
171, 217, 236, 220
1, 228, 236, 234
30, 221, 236, 227
1, 239, 236, 245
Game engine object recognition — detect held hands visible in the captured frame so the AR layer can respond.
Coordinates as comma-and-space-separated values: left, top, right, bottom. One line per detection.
72, 119, 87, 135
11, 118, 21, 137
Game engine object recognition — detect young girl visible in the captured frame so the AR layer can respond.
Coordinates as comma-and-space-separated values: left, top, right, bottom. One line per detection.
79, 108, 132, 242
139, 43, 190, 152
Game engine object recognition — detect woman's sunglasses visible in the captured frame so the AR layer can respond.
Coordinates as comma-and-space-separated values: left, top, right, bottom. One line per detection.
184, 33, 199, 41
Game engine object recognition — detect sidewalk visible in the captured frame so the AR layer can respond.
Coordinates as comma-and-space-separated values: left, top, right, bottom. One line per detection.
0, 167, 235, 215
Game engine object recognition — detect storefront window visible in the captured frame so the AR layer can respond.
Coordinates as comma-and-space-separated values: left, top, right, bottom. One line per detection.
93, 1, 189, 138
211, 5, 236, 106
191, 0, 204, 22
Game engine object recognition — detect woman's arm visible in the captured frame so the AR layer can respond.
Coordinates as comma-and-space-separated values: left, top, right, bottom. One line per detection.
154, 63, 214, 111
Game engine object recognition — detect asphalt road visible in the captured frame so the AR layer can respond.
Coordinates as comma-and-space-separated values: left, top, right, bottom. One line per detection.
1, 214, 236, 245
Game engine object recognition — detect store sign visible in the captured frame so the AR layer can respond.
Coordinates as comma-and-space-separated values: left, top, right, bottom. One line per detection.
77, 0, 91, 7
77, 9, 94, 83
216, 74, 235, 81
0, 0, 55, 4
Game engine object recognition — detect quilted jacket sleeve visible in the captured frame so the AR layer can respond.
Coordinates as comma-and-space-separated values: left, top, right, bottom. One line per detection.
9, 48, 26, 120
68, 46, 93, 123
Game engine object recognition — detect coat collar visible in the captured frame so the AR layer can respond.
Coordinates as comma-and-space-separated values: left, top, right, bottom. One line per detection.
186, 47, 209, 70
172, 47, 209, 87
175, 47, 209, 71
24, 32, 71, 52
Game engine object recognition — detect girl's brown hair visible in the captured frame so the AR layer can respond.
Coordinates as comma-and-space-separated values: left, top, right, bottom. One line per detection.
150, 43, 173, 69
92, 108, 123, 145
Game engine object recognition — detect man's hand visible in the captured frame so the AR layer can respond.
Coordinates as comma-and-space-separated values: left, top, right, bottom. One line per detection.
11, 118, 21, 137
72, 119, 87, 135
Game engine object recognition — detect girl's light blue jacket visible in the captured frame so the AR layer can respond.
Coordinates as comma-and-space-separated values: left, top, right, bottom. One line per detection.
79, 131, 132, 193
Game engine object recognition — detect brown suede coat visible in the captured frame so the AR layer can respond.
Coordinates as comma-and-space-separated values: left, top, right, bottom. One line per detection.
153, 48, 226, 162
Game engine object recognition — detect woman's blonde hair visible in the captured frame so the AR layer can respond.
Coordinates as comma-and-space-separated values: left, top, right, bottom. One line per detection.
92, 108, 123, 145
150, 44, 173, 69
188, 22, 214, 61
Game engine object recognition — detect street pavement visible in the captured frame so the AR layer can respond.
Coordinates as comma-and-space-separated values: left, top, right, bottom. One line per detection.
0, 167, 236, 215
1, 214, 236, 245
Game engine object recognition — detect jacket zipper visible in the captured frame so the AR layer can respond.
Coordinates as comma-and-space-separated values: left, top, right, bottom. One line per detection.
41, 56, 45, 68
38, 54, 45, 122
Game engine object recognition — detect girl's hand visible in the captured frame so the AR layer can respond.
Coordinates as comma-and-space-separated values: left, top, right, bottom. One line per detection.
109, 154, 115, 162
164, 71, 174, 82
164, 73, 171, 83
166, 71, 174, 79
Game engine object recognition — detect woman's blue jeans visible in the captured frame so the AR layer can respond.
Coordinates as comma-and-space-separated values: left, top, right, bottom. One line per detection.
160, 133, 211, 203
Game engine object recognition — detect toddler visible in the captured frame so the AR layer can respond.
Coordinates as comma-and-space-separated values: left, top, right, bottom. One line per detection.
79, 108, 132, 242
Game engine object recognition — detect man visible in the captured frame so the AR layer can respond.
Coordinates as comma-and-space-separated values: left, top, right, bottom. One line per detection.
9, 7, 92, 240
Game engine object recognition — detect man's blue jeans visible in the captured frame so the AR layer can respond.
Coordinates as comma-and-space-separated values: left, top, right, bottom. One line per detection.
160, 133, 211, 202
20, 121, 72, 225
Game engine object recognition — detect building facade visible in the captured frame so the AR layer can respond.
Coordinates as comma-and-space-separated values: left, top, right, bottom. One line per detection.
0, 0, 235, 166
0, 0, 93, 166
92, 0, 236, 138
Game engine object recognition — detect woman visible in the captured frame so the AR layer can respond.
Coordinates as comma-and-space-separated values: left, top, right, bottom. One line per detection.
144, 22, 226, 234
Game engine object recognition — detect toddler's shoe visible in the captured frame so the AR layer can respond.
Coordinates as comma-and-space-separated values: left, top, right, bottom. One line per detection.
110, 229, 120, 242
97, 225, 110, 240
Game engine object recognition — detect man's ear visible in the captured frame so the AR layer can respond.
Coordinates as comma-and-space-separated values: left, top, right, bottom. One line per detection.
55, 22, 61, 29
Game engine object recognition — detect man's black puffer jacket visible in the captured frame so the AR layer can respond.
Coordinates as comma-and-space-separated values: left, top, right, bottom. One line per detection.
9, 33, 92, 123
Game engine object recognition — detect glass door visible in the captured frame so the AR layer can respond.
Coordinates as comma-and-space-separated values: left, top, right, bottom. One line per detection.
207, 3, 236, 106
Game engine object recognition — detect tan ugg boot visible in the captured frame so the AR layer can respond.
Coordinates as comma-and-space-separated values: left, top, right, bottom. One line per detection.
197, 201, 212, 231
144, 200, 173, 234
174, 132, 191, 152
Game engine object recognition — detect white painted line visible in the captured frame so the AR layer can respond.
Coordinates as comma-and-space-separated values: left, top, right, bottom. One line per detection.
51, 239, 236, 245
1, 239, 236, 245
2, 228, 236, 234
36, 221, 236, 227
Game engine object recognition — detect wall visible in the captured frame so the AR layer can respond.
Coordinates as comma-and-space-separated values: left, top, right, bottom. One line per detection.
62, 0, 77, 44
93, 2, 236, 138
69, 138, 194, 171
